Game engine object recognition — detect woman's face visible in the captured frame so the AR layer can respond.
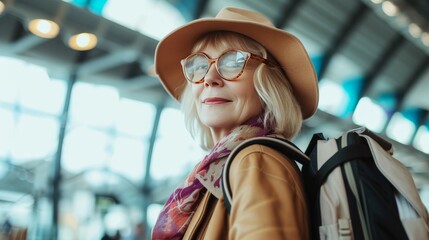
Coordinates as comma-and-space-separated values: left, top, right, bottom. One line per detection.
191, 45, 263, 141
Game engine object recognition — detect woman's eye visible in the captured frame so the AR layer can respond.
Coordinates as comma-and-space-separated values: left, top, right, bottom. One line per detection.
223, 60, 240, 68
194, 63, 207, 71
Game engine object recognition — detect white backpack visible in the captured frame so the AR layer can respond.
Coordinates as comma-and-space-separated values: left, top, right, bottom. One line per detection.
222, 128, 429, 240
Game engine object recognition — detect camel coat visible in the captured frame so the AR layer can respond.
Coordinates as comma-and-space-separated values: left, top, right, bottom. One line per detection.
182, 144, 310, 239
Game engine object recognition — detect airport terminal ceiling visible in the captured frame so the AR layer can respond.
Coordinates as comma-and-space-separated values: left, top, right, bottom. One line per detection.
0, 0, 429, 238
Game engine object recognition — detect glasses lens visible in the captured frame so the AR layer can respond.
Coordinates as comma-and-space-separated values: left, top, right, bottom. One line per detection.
184, 54, 208, 82
218, 51, 247, 79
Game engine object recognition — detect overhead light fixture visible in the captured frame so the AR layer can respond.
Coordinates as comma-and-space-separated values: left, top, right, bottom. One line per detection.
408, 23, 422, 38
382, 1, 399, 17
28, 19, 60, 39
0, 1, 5, 14
371, 0, 383, 4
68, 32, 98, 51
27, 2, 69, 39
422, 32, 429, 47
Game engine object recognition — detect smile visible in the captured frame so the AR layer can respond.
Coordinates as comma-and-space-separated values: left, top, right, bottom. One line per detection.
202, 97, 232, 105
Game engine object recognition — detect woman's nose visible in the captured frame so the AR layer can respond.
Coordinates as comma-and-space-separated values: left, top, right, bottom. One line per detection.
203, 64, 224, 87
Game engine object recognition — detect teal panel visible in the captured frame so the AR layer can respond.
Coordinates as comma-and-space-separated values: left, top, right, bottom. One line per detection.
71, 0, 108, 15
402, 107, 422, 125
310, 54, 324, 78
375, 92, 396, 117
340, 76, 364, 118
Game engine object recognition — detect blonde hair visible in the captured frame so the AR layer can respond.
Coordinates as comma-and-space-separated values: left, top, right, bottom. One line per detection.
180, 31, 303, 150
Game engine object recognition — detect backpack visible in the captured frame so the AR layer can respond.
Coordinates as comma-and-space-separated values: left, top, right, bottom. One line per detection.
222, 127, 429, 240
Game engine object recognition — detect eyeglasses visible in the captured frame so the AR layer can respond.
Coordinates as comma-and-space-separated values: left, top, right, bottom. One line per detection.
181, 49, 275, 84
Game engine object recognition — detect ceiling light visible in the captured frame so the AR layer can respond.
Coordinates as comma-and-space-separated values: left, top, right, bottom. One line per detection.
409, 23, 422, 38
28, 19, 60, 39
68, 33, 98, 51
382, 1, 399, 16
0, 1, 5, 14
386, 113, 416, 144
371, 0, 383, 4
422, 32, 429, 47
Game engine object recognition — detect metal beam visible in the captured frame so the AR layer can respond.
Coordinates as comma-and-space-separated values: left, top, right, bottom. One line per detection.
142, 103, 164, 239
274, 0, 303, 28
382, 57, 429, 134
1, 34, 46, 55
125, 61, 145, 79
359, 34, 404, 98
120, 76, 160, 91
318, 3, 367, 79
78, 74, 159, 92
193, 0, 209, 19
51, 51, 88, 240
394, 57, 429, 112
76, 49, 139, 75
405, 0, 429, 22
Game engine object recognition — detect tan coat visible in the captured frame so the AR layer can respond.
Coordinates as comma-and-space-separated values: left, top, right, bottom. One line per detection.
183, 144, 310, 239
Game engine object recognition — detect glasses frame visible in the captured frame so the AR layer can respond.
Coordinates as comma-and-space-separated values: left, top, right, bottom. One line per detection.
180, 49, 276, 84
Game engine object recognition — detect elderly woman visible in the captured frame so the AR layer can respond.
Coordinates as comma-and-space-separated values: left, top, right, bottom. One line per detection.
152, 7, 318, 240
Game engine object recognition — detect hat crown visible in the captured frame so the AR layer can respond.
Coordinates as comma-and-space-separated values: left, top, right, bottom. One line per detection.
216, 7, 275, 28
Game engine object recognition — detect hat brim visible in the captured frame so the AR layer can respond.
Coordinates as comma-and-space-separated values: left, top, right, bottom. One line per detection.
155, 18, 318, 119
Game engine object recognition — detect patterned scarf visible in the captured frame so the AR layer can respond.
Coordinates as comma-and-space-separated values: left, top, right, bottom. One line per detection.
152, 117, 272, 239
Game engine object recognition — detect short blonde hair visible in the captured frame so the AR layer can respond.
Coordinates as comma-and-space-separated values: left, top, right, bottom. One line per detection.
180, 31, 303, 150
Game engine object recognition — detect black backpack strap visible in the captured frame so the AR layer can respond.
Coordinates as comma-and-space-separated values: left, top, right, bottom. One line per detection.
314, 142, 372, 189
222, 136, 309, 214
305, 133, 325, 156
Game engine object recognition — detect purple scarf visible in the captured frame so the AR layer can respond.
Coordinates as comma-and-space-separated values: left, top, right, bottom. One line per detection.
152, 117, 272, 239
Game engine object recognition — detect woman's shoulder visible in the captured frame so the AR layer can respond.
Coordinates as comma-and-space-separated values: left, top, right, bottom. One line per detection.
233, 142, 290, 161
228, 142, 303, 191
230, 143, 298, 172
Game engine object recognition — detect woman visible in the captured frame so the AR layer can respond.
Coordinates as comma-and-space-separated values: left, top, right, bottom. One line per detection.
152, 7, 318, 240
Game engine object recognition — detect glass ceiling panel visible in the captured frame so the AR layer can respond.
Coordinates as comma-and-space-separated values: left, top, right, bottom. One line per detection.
115, 99, 155, 137
19, 77, 67, 116
0, 56, 66, 116
102, 0, 186, 40
10, 113, 59, 164
62, 126, 109, 173
65, 81, 155, 181
0, 108, 15, 158
414, 126, 429, 154
353, 97, 388, 133
69, 82, 119, 128
0, 57, 23, 104
15, 65, 66, 116
110, 137, 146, 182
387, 113, 416, 145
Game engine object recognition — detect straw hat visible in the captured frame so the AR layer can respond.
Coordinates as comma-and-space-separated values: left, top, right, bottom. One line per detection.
155, 7, 318, 119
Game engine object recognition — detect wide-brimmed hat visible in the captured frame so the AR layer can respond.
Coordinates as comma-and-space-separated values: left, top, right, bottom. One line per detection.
155, 7, 318, 119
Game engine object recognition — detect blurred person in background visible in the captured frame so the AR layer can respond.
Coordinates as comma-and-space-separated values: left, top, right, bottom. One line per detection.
1, 216, 12, 239
123, 223, 145, 240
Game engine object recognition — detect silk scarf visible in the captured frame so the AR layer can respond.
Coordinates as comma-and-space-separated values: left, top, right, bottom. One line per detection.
152, 117, 272, 239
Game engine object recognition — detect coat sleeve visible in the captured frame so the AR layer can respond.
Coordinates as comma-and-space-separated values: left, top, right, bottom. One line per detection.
227, 144, 310, 240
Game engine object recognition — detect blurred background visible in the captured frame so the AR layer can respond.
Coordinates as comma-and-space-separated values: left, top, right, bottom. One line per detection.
0, 0, 428, 239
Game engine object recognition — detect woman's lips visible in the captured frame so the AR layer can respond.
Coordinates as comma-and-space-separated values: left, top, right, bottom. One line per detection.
202, 97, 232, 105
